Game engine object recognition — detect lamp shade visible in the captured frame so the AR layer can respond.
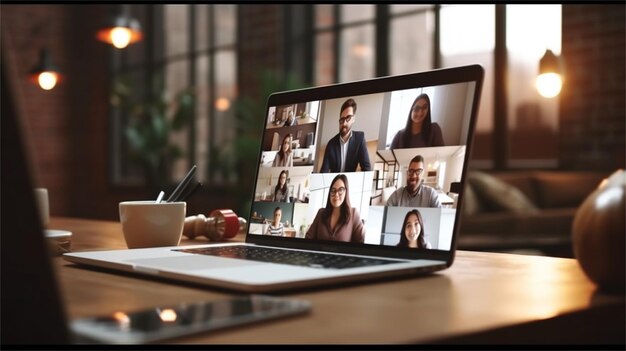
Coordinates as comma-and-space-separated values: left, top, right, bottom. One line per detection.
536, 49, 563, 98
29, 49, 61, 90
96, 14, 142, 49
538, 49, 560, 74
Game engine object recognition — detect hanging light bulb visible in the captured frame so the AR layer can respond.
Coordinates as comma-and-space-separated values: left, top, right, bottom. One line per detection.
96, 6, 142, 49
536, 49, 563, 98
29, 49, 61, 91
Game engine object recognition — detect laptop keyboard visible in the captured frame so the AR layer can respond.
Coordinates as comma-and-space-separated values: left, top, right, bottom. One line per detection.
175, 246, 400, 269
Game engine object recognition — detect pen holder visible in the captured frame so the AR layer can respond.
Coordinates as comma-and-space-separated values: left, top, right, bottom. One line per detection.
183, 209, 248, 241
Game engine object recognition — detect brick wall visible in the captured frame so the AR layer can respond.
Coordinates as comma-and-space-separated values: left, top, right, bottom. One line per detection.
560, 4, 626, 170
2, 5, 76, 217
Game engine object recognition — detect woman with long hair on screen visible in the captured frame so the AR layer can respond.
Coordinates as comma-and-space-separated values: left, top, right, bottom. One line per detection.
273, 170, 290, 202
397, 209, 432, 249
390, 93, 444, 149
305, 174, 365, 243
272, 133, 294, 167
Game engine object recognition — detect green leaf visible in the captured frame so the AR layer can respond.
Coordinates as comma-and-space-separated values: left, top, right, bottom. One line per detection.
125, 127, 144, 151
172, 90, 195, 130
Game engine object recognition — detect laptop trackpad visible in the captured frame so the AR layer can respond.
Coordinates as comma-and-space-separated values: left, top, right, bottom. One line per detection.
126, 255, 259, 271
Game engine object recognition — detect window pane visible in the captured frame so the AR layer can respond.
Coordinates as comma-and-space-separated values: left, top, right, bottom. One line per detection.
164, 59, 190, 179
214, 4, 236, 47
164, 4, 189, 58
390, 12, 434, 75
339, 24, 375, 83
440, 5, 494, 167
390, 4, 433, 15
440, 5, 494, 56
195, 5, 209, 52
195, 54, 210, 182
315, 4, 334, 29
315, 32, 335, 86
340, 5, 374, 24
507, 5, 561, 167
213, 50, 237, 184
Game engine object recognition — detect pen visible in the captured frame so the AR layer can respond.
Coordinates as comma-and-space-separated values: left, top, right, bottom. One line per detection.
155, 191, 165, 204
166, 165, 197, 202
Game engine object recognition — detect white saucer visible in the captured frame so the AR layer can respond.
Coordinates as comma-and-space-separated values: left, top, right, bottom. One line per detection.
45, 229, 72, 238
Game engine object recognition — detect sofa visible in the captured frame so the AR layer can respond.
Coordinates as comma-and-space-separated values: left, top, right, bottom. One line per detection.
457, 170, 609, 257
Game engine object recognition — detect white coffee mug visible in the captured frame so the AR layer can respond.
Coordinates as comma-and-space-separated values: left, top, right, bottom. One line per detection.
119, 201, 186, 249
34, 188, 49, 227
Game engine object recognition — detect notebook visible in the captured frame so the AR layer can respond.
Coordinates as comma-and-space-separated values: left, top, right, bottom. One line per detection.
63, 64, 484, 293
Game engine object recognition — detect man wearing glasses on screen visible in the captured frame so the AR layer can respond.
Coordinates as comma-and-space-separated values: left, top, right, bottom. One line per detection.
386, 155, 441, 208
319, 98, 371, 173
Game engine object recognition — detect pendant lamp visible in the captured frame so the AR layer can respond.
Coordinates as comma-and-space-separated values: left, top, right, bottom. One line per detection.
29, 49, 61, 91
96, 5, 142, 49
536, 49, 563, 98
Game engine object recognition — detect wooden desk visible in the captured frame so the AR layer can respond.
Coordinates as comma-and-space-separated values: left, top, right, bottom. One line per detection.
50, 217, 625, 344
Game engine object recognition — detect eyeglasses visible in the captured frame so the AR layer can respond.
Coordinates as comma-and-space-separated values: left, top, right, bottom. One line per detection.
339, 115, 353, 124
412, 104, 428, 112
329, 187, 346, 196
407, 168, 424, 176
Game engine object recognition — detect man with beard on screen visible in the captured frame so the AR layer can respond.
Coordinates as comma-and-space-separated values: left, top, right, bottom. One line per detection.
386, 155, 441, 208
320, 98, 372, 173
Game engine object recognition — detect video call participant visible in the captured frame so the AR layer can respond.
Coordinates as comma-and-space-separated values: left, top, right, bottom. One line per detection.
320, 98, 371, 173
386, 155, 442, 208
265, 207, 284, 236
273, 134, 294, 167
390, 93, 444, 149
273, 170, 290, 202
305, 174, 365, 243
284, 110, 298, 127
396, 209, 432, 249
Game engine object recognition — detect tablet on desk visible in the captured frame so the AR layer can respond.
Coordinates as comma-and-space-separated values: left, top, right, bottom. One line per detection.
71, 295, 311, 344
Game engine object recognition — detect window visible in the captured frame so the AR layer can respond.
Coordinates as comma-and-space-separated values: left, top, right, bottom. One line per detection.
110, 4, 237, 187
506, 5, 561, 168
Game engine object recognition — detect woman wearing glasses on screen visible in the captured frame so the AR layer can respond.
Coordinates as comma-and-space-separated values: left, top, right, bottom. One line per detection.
390, 93, 444, 149
273, 170, 290, 203
273, 134, 294, 167
397, 209, 432, 249
305, 174, 365, 243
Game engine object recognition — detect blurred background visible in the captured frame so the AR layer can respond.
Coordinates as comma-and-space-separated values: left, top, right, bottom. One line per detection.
2, 4, 624, 257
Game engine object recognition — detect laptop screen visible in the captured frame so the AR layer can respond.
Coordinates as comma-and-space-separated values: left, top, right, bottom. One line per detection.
247, 65, 483, 260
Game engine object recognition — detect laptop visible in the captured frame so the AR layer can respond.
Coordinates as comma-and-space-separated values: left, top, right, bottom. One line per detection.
63, 64, 484, 293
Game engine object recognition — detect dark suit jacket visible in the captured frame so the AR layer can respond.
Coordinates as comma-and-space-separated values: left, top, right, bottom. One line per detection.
320, 131, 371, 173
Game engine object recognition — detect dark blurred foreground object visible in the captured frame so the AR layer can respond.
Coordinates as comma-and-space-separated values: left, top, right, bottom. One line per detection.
572, 169, 625, 293
183, 209, 247, 241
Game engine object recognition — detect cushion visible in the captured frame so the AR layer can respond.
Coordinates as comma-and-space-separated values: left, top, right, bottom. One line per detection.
490, 172, 538, 205
468, 171, 539, 213
534, 171, 606, 208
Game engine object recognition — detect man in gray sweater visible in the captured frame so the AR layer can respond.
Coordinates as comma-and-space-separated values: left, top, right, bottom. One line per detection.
386, 155, 441, 208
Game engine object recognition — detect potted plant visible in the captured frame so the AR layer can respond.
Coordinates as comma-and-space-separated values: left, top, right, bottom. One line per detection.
111, 74, 195, 190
